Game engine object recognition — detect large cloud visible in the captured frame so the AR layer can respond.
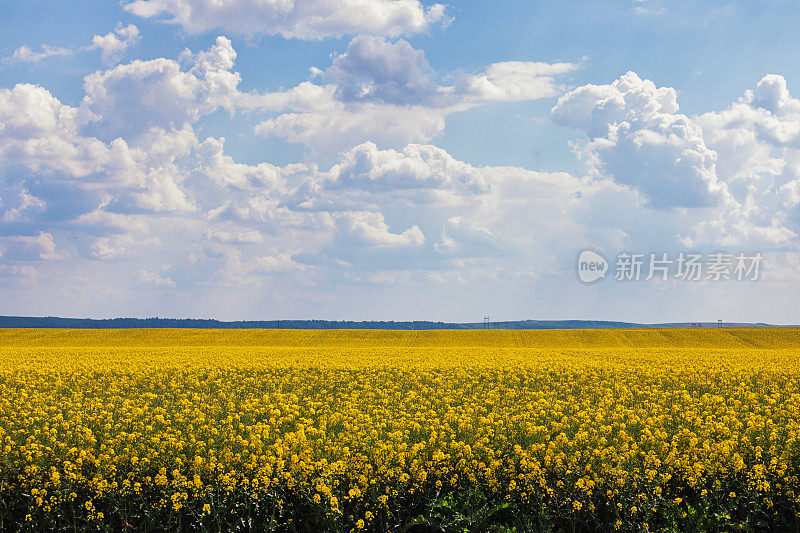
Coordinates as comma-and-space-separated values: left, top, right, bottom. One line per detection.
550, 72, 800, 249
325, 35, 440, 105
248, 35, 578, 154
123, 0, 446, 39
552, 71, 726, 209
81, 36, 238, 141
0, 38, 244, 217
0, 84, 102, 178
0, 81, 199, 215
690, 74, 800, 247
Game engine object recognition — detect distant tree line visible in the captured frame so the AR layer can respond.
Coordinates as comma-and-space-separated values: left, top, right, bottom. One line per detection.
0, 316, 653, 329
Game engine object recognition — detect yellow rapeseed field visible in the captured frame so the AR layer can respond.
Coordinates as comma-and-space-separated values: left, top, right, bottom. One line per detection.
1, 328, 800, 532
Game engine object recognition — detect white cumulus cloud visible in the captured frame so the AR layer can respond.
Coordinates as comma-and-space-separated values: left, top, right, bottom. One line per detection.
123, 0, 446, 39
552, 71, 726, 209
92, 24, 141, 65
335, 211, 425, 248
81, 36, 239, 140
249, 35, 578, 154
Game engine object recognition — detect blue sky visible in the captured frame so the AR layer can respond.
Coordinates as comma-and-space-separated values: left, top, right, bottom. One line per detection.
2, 0, 800, 323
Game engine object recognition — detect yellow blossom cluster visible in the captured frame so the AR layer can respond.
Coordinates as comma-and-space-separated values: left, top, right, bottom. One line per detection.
1, 328, 800, 531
